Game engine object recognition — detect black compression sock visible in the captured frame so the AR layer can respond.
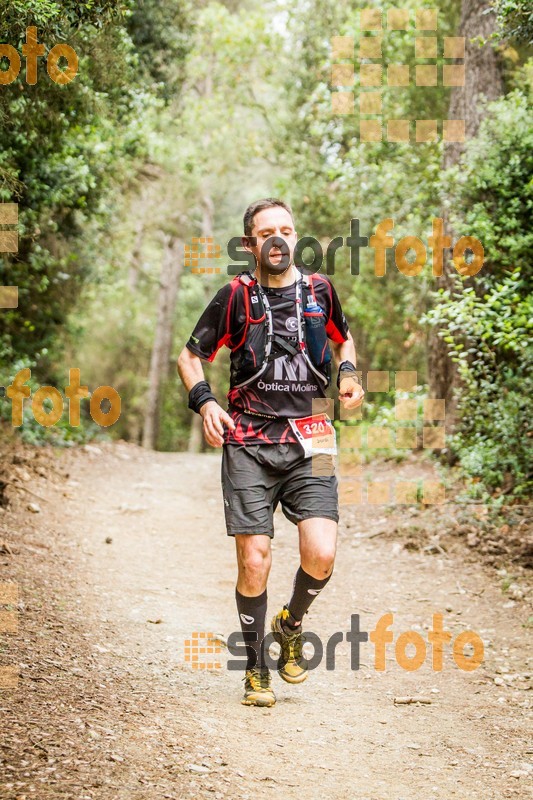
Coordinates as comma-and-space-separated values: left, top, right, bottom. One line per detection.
286, 565, 333, 623
282, 607, 302, 632
235, 587, 268, 670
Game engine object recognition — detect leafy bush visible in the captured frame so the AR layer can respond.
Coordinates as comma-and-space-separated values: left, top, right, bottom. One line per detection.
0, 358, 111, 446
425, 82, 532, 498
495, 0, 533, 45
334, 384, 432, 464
0, 0, 157, 365
426, 270, 532, 496
442, 87, 533, 284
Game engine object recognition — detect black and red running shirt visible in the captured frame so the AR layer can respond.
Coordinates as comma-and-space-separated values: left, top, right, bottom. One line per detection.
186, 272, 350, 445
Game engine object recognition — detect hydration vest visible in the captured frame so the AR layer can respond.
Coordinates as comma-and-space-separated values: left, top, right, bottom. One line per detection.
229, 271, 332, 389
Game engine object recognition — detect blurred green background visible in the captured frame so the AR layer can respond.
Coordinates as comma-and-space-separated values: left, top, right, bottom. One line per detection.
0, 0, 531, 501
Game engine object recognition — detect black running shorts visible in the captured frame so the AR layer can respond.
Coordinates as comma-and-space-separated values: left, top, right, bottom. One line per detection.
221, 443, 339, 538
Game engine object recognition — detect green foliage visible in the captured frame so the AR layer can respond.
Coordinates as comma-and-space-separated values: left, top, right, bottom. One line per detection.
495, 0, 533, 45
424, 85, 533, 497
426, 270, 531, 496
442, 86, 533, 283
157, 374, 190, 451
335, 384, 432, 465
274, 0, 460, 377
59, 0, 283, 448
0, 0, 529, 481
0, 0, 159, 369
0, 0, 124, 40
126, 0, 193, 101
0, 358, 110, 446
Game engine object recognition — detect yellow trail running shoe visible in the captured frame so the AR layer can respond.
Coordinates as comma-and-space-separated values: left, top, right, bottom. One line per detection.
241, 668, 276, 707
270, 605, 308, 684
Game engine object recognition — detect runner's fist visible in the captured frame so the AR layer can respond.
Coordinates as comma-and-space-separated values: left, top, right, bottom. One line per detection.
200, 401, 236, 447
339, 376, 365, 409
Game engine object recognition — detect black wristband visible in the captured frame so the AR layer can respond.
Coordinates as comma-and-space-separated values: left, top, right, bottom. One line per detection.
337, 360, 360, 389
188, 380, 218, 414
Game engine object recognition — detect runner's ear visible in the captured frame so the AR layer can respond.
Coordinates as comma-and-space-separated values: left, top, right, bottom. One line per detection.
242, 236, 257, 251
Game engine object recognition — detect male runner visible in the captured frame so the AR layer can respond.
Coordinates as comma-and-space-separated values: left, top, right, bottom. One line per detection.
177, 198, 364, 707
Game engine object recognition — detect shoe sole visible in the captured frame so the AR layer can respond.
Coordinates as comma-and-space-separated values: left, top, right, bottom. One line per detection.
241, 696, 276, 707
277, 667, 308, 685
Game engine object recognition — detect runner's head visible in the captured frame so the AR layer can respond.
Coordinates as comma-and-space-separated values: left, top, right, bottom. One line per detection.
242, 198, 297, 276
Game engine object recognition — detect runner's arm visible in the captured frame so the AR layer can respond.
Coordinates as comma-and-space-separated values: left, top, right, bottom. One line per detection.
330, 332, 364, 409
330, 329, 357, 368
177, 345, 207, 391
177, 347, 235, 447
178, 283, 237, 446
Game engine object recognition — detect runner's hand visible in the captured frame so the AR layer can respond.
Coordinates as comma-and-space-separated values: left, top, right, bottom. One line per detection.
339, 376, 365, 409
200, 401, 236, 447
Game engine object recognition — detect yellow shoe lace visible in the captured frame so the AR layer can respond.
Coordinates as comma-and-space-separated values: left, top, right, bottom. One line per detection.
245, 668, 271, 692
279, 610, 303, 662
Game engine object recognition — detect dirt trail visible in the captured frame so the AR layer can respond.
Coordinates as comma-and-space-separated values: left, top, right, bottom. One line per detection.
1, 442, 531, 800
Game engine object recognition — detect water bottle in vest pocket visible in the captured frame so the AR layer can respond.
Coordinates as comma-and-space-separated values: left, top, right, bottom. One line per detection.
303, 300, 331, 369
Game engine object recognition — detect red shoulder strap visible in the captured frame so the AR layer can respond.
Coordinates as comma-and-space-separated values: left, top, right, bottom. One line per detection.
227, 276, 251, 350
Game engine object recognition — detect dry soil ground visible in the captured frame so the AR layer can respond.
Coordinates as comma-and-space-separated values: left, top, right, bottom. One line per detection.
0, 441, 531, 800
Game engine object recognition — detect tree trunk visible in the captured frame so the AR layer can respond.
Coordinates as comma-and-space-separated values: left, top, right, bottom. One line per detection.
428, 0, 504, 422
128, 224, 145, 291
187, 190, 216, 454
143, 235, 183, 450
187, 414, 204, 454
127, 174, 161, 291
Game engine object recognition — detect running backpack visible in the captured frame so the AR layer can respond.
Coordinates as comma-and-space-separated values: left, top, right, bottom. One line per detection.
228, 271, 332, 389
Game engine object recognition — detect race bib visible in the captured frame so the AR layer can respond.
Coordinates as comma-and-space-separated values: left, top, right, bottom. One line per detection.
288, 413, 337, 458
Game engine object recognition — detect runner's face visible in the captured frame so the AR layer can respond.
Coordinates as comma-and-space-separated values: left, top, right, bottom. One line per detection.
243, 207, 297, 275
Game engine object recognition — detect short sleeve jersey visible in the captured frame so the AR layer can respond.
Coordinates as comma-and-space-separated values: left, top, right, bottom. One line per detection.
186, 272, 350, 444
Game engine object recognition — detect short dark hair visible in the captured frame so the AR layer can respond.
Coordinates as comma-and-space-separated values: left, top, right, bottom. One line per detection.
243, 197, 294, 237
